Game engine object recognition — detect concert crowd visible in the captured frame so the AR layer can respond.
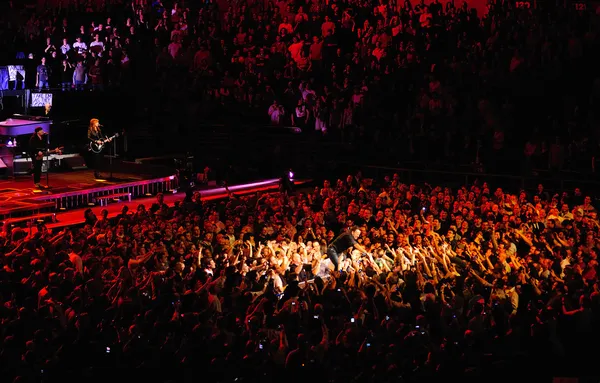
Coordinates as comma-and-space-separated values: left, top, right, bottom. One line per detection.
1, 1, 600, 172
0, 174, 599, 382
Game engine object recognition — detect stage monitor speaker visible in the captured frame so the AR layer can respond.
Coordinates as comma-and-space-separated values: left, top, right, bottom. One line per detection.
13, 158, 48, 175
13, 158, 29, 175
62, 156, 87, 170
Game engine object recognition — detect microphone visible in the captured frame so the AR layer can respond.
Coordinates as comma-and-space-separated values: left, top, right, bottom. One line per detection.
98, 124, 104, 127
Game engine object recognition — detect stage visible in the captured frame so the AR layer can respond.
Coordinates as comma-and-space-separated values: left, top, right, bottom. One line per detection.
0, 166, 307, 229
45, 178, 304, 229
0, 162, 177, 223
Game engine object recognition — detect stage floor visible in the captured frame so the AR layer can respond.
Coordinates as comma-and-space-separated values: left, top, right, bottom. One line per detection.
0, 170, 145, 198
0, 165, 176, 219
0, 166, 308, 227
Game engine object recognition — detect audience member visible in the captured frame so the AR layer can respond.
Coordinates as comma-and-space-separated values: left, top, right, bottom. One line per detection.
1, 174, 599, 382
2, 1, 600, 173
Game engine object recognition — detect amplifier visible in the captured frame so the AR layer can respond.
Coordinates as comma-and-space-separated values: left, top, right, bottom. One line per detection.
63, 156, 87, 170
13, 157, 48, 174
12, 153, 84, 174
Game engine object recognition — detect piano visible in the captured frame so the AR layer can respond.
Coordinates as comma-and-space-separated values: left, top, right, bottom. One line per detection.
0, 116, 51, 136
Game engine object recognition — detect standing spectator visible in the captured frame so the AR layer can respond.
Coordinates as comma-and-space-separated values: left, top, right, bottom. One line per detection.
321, 15, 335, 37
72, 61, 87, 91
288, 36, 303, 63
292, 99, 309, 129
36, 57, 50, 90
59, 60, 73, 91
193, 45, 211, 71
48, 51, 61, 87
60, 38, 71, 56
279, 16, 293, 35
168, 37, 182, 59
300, 81, 316, 102
43, 37, 56, 55
73, 36, 88, 54
314, 99, 329, 134
89, 34, 105, 55
309, 36, 323, 72
268, 100, 286, 125
89, 59, 104, 91
156, 47, 173, 81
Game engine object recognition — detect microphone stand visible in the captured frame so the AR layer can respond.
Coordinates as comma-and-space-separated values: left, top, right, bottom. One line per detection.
109, 134, 115, 180
45, 132, 50, 188
104, 127, 117, 181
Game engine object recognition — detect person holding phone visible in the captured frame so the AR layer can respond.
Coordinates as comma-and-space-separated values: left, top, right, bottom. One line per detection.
327, 226, 370, 270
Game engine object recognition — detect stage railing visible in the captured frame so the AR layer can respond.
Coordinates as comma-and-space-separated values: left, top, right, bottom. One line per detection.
50, 176, 176, 211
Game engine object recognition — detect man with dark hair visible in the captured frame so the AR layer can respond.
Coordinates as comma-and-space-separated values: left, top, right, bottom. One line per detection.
150, 193, 169, 215
36, 57, 50, 90
29, 127, 61, 189
327, 226, 370, 270
29, 127, 47, 189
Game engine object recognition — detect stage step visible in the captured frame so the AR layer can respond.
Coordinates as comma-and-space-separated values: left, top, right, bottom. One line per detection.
95, 192, 132, 207
0, 200, 56, 220
3, 212, 57, 229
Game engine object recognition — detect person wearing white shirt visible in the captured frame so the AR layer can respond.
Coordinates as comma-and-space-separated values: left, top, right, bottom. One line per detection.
299, 82, 316, 101
60, 38, 71, 56
68, 250, 83, 274
291, 100, 309, 128
89, 34, 105, 55
167, 38, 182, 59
268, 100, 285, 125
271, 269, 285, 294
316, 257, 334, 278
505, 284, 519, 314
73, 37, 88, 54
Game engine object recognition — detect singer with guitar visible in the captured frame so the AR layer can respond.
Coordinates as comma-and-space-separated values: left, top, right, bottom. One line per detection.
87, 118, 115, 179
29, 127, 62, 189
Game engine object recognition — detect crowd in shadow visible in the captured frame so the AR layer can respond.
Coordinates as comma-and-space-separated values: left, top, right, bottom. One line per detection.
2, 1, 600, 171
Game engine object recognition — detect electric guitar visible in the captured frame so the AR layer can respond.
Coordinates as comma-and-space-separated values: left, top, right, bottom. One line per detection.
89, 133, 120, 153
35, 146, 63, 160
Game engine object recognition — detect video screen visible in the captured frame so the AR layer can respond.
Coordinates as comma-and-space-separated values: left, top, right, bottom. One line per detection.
30, 92, 53, 108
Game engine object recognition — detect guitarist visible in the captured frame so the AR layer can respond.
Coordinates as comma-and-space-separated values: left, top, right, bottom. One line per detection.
29, 127, 60, 189
88, 118, 112, 179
